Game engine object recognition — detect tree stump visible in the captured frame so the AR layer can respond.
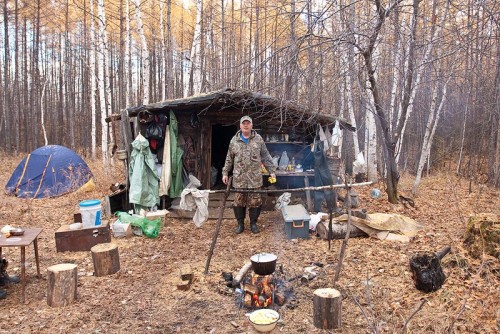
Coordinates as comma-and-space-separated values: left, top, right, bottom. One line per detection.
91, 243, 120, 277
313, 288, 342, 329
409, 246, 450, 293
47, 263, 78, 307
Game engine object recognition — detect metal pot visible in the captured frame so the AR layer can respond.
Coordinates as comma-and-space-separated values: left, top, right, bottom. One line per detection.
250, 253, 277, 275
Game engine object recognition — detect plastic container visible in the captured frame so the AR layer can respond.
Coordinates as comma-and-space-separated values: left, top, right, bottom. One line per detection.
79, 199, 102, 229
281, 204, 310, 239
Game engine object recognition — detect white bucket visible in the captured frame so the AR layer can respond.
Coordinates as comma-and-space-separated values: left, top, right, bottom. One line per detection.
79, 199, 102, 229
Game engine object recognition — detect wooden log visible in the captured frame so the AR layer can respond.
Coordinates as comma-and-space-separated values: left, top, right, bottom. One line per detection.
243, 293, 253, 307
91, 243, 120, 277
316, 220, 367, 240
47, 263, 78, 307
180, 264, 193, 281
243, 283, 259, 295
275, 292, 286, 306
232, 261, 252, 287
313, 288, 342, 329
176, 277, 192, 291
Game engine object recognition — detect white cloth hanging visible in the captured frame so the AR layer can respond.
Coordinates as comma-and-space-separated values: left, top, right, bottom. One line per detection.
159, 126, 171, 196
318, 125, 329, 152
331, 120, 342, 147
180, 188, 210, 228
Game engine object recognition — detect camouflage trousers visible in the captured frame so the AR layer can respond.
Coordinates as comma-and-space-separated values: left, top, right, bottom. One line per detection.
233, 189, 262, 208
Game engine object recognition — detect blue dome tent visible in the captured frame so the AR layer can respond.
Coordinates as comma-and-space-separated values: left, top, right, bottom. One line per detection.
5, 145, 94, 199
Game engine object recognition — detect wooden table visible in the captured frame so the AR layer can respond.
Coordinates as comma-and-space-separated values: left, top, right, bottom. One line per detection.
0, 228, 42, 303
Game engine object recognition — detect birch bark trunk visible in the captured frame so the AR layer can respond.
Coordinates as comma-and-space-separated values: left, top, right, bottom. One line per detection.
90, 0, 97, 159
97, 0, 112, 163
188, 0, 203, 96
133, 0, 150, 105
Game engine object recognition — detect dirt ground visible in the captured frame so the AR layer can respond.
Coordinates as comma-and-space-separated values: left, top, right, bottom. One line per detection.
0, 150, 498, 334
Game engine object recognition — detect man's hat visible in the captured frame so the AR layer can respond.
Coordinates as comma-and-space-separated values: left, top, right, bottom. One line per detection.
240, 115, 253, 124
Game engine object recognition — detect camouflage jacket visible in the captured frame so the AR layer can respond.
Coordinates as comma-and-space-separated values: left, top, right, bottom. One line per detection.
222, 130, 276, 188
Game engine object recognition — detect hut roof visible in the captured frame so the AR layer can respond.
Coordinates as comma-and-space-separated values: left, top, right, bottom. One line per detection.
107, 88, 355, 131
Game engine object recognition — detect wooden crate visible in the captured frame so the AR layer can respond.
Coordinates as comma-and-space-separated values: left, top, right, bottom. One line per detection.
55, 221, 111, 252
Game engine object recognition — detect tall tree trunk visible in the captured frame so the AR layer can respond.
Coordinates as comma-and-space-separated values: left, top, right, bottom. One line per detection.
133, 0, 150, 104
360, 0, 405, 204
189, 0, 203, 95
90, 0, 97, 159
97, 0, 111, 163
2, 0, 11, 149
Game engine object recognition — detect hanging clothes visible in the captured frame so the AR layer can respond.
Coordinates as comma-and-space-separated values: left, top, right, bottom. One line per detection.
318, 126, 329, 151
129, 133, 160, 211
159, 126, 171, 196
331, 120, 342, 146
169, 110, 184, 198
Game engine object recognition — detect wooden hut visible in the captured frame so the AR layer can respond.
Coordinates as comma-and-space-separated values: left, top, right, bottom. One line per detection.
106, 88, 354, 213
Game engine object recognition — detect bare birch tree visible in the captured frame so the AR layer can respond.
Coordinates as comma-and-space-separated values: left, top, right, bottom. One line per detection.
97, 0, 112, 162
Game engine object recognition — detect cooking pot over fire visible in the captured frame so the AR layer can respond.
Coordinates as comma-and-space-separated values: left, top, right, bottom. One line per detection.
250, 253, 277, 275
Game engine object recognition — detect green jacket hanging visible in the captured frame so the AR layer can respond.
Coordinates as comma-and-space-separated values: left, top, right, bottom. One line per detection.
169, 110, 184, 198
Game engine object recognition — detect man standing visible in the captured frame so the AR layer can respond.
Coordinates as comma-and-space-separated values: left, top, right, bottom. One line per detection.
222, 116, 276, 234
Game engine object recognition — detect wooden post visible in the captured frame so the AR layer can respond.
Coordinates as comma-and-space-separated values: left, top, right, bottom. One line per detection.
47, 263, 78, 307
313, 288, 342, 329
91, 243, 120, 277
204, 177, 232, 274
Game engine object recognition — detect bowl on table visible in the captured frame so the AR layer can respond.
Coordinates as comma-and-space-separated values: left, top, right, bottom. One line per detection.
9, 228, 25, 236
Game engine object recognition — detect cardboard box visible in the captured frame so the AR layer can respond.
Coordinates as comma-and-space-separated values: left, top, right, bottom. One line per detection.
55, 221, 111, 252
139, 209, 169, 227
281, 204, 310, 239
112, 221, 133, 238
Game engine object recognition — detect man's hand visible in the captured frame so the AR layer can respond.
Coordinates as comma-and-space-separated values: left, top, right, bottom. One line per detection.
222, 175, 228, 185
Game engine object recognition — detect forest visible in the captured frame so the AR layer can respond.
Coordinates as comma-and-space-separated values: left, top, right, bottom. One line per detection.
0, 1, 498, 333
0, 0, 498, 192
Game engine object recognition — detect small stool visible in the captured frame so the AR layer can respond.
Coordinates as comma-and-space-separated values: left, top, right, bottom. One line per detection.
91, 243, 120, 277
47, 263, 77, 307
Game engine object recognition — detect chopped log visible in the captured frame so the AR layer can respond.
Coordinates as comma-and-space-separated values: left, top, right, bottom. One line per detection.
243, 293, 252, 307
176, 277, 192, 291
243, 283, 259, 295
91, 243, 120, 277
180, 264, 194, 281
263, 284, 272, 298
232, 261, 252, 287
409, 246, 450, 293
316, 220, 367, 240
47, 263, 78, 307
275, 292, 286, 306
313, 288, 342, 329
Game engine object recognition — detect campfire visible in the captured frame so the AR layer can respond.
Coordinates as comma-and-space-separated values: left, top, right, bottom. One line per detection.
242, 273, 275, 308
222, 253, 292, 309
238, 269, 289, 309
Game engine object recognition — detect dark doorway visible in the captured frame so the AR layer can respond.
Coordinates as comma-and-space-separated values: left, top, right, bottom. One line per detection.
211, 123, 237, 189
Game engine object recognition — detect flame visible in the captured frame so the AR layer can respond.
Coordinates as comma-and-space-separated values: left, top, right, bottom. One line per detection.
247, 273, 275, 308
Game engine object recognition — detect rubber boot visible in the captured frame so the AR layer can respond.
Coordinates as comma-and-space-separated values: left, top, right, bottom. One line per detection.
233, 206, 246, 234
249, 207, 261, 234
0, 259, 20, 286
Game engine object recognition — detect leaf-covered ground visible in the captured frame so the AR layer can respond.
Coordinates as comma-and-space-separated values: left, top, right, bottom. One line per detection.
0, 151, 498, 334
